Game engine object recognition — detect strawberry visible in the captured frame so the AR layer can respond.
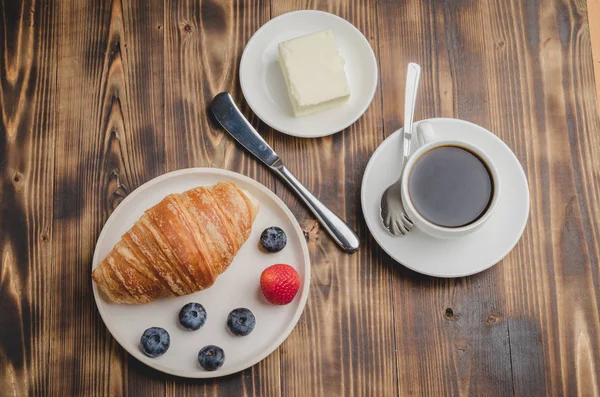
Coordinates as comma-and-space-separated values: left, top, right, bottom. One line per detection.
260, 264, 301, 305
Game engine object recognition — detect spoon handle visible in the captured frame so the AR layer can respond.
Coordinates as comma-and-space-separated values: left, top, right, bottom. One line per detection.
402, 63, 422, 165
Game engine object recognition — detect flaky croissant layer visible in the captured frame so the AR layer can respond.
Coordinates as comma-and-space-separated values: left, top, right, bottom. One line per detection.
92, 181, 259, 304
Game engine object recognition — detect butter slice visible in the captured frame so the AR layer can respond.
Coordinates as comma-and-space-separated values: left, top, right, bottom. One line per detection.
278, 30, 350, 117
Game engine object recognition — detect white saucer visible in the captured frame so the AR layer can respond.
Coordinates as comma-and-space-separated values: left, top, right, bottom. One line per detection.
92, 168, 310, 378
361, 118, 530, 278
239, 10, 378, 138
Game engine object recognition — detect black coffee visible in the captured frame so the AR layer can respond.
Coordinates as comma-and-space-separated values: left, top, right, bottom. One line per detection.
408, 145, 493, 228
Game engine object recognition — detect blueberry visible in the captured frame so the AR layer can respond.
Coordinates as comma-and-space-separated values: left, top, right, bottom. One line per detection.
260, 226, 287, 253
140, 327, 170, 358
178, 302, 207, 330
198, 345, 225, 371
227, 308, 256, 336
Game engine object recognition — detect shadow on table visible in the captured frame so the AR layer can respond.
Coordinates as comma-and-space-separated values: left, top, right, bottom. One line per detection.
127, 354, 251, 387
366, 227, 495, 287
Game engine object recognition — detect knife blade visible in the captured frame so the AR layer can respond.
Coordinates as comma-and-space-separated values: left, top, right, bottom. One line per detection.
211, 92, 280, 167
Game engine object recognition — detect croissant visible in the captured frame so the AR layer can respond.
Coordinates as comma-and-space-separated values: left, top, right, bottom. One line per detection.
92, 181, 259, 304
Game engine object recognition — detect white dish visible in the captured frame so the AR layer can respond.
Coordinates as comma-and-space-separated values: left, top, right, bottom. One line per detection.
92, 168, 310, 378
239, 10, 378, 138
361, 118, 530, 277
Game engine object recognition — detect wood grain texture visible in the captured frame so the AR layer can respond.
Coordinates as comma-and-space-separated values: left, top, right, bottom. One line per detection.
379, 2, 514, 396
51, 1, 129, 395
1, 0, 599, 396
0, 0, 57, 395
269, 1, 397, 396
590, 0, 600, 110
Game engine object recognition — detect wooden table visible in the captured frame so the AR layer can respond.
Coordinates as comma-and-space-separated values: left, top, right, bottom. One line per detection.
2, 0, 600, 396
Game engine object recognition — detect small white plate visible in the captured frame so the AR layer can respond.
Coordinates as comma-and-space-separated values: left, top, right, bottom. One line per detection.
92, 168, 310, 378
361, 118, 530, 278
239, 10, 378, 138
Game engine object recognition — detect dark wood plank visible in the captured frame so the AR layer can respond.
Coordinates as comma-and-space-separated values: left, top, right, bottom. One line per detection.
269, 2, 397, 397
50, 0, 167, 395
162, 1, 277, 396
480, 1, 549, 396
119, 0, 167, 393
378, 0, 515, 395
164, 0, 271, 173
51, 0, 125, 395
0, 0, 57, 395
482, 0, 600, 396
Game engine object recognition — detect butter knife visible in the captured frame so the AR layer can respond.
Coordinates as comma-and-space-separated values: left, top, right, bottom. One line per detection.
211, 92, 360, 253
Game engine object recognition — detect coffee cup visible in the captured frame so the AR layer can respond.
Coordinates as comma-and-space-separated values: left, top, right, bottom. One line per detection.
400, 122, 501, 239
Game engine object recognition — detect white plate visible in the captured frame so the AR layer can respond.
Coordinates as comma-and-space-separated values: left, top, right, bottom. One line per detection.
239, 10, 378, 138
361, 118, 530, 277
92, 168, 310, 378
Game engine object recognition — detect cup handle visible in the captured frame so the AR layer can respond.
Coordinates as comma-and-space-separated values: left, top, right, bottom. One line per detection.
416, 121, 437, 148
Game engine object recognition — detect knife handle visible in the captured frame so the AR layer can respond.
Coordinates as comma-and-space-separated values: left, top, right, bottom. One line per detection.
271, 164, 360, 253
